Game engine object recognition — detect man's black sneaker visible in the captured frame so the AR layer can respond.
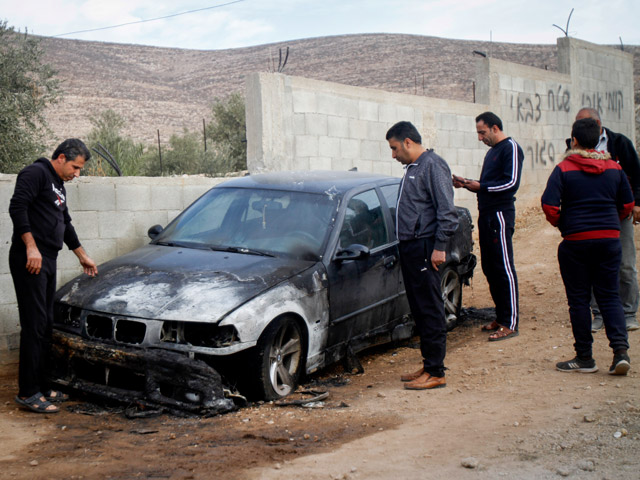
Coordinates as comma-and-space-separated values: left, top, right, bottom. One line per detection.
556, 357, 598, 373
608, 353, 631, 375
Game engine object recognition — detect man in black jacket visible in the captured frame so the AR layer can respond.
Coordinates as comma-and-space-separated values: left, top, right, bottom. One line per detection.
570, 108, 640, 332
386, 121, 458, 390
9, 138, 98, 414
453, 112, 524, 341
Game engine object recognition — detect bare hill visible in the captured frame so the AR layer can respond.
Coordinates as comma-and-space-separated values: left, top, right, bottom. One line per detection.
38, 33, 638, 148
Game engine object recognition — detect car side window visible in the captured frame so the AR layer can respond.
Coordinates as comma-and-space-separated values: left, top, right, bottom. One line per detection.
380, 184, 399, 233
339, 189, 388, 249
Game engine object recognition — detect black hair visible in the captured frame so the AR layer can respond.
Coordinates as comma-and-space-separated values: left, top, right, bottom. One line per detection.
385, 121, 422, 144
475, 111, 503, 131
571, 118, 600, 149
52, 138, 91, 162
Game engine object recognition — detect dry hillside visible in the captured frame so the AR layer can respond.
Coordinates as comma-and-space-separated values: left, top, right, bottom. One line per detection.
38, 33, 639, 148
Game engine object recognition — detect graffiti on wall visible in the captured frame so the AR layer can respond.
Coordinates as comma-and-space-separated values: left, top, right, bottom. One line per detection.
525, 140, 557, 169
581, 91, 624, 119
510, 85, 572, 123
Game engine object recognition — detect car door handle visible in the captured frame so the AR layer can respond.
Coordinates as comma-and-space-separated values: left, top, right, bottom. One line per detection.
383, 255, 396, 269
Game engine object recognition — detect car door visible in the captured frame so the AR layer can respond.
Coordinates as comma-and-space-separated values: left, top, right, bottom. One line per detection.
325, 187, 404, 352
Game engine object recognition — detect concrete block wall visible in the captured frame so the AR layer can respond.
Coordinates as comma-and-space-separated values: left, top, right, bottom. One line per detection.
0, 174, 226, 350
246, 37, 636, 215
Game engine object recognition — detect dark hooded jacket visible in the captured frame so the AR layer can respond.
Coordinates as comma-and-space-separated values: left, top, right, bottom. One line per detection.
541, 149, 634, 240
9, 158, 81, 258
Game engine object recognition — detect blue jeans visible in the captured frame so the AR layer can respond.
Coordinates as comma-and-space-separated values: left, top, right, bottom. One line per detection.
558, 238, 629, 358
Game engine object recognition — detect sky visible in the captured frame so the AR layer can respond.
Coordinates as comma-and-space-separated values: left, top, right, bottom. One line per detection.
1, 0, 639, 50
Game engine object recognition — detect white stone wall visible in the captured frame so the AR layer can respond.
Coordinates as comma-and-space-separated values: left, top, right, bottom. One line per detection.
0, 174, 226, 350
246, 37, 636, 214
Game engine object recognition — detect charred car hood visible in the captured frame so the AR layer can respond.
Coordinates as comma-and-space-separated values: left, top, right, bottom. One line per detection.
56, 245, 315, 322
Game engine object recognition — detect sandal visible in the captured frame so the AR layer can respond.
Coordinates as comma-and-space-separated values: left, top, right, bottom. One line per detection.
15, 393, 59, 414
481, 321, 500, 332
44, 390, 69, 403
488, 327, 519, 342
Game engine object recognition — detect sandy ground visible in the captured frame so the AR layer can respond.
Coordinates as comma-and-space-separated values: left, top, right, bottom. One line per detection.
0, 207, 638, 480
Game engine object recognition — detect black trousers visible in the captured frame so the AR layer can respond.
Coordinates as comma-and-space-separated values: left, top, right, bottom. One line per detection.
398, 237, 446, 377
9, 244, 57, 398
558, 238, 629, 358
478, 209, 519, 331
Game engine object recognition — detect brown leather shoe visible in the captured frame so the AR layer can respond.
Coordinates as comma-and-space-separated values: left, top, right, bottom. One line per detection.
400, 367, 425, 382
403, 372, 446, 390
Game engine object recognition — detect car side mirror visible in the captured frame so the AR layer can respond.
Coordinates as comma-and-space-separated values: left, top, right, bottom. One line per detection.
334, 244, 370, 262
147, 224, 164, 239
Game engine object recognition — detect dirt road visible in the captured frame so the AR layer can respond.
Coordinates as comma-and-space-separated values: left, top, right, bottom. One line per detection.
0, 208, 638, 480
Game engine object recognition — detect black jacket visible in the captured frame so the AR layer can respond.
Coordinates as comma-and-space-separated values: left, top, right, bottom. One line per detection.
477, 138, 524, 214
565, 127, 640, 205
396, 149, 458, 250
9, 158, 81, 258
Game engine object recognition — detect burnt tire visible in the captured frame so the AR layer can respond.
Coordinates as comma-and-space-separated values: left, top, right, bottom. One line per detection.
251, 316, 305, 401
440, 265, 462, 331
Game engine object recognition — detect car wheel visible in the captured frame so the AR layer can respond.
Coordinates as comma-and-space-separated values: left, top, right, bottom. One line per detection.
440, 266, 462, 330
253, 316, 305, 400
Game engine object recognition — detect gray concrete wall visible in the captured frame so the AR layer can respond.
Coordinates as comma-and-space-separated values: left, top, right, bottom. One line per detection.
0, 174, 226, 350
246, 37, 636, 214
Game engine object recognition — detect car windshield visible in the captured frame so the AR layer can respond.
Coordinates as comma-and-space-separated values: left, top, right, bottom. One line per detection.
153, 187, 338, 260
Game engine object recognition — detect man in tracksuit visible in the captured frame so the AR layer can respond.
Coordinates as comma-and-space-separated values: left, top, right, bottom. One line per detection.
9, 138, 98, 414
542, 118, 632, 375
386, 121, 459, 390
568, 108, 640, 333
453, 112, 523, 341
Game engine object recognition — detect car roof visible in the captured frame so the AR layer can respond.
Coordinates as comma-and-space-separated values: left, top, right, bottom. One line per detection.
218, 170, 400, 195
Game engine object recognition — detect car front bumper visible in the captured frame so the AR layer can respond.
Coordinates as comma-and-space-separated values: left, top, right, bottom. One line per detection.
50, 331, 236, 415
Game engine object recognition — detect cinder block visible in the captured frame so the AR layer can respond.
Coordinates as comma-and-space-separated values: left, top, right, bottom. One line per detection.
349, 119, 368, 140
367, 122, 389, 142
358, 100, 379, 121
361, 140, 382, 161
331, 157, 354, 172
0, 274, 16, 305
327, 116, 349, 138
309, 156, 332, 170
98, 211, 136, 239
117, 237, 148, 256
396, 105, 416, 123
305, 113, 328, 136
353, 159, 373, 173
319, 137, 340, 158
317, 94, 341, 117
370, 161, 392, 176
69, 210, 100, 239
340, 139, 360, 159
133, 211, 172, 237
116, 184, 152, 211
293, 113, 306, 135
77, 183, 116, 211
458, 149, 474, 166
499, 74, 512, 91
0, 304, 19, 335
379, 104, 398, 124
150, 185, 183, 211
292, 90, 317, 113
295, 135, 319, 157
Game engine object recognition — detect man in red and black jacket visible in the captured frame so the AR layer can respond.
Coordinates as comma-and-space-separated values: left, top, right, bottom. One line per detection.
544, 118, 633, 376
566, 108, 640, 333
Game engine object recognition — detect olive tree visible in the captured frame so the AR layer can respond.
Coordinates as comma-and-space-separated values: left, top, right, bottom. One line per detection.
0, 21, 60, 173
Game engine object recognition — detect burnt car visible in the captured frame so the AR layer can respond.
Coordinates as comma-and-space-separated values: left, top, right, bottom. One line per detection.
52, 171, 475, 413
